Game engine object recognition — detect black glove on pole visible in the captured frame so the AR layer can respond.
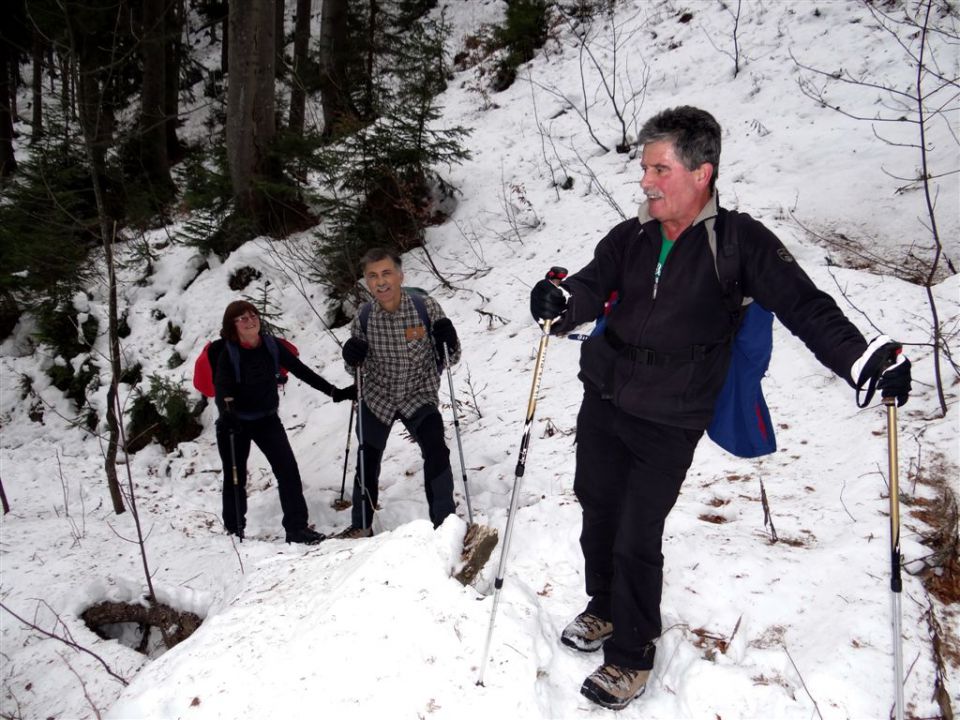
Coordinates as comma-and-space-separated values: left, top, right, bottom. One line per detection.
432, 318, 459, 362
530, 266, 569, 324
342, 337, 369, 368
852, 335, 912, 408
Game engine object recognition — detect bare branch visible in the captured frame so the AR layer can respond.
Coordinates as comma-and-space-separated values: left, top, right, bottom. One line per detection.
0, 601, 128, 686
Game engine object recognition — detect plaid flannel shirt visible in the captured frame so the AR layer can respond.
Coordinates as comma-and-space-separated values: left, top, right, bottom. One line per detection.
346, 291, 461, 425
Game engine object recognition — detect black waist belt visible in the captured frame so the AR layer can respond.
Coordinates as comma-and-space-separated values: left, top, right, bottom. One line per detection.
604, 327, 716, 366
236, 408, 278, 422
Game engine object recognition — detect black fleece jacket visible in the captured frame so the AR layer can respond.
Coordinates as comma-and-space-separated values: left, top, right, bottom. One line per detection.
553, 198, 867, 429
214, 337, 335, 420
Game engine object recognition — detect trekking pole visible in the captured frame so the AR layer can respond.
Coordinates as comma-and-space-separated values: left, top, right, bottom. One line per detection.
336, 401, 356, 508
355, 369, 368, 531
884, 396, 905, 720
443, 344, 473, 525
225, 401, 244, 543
477, 266, 566, 687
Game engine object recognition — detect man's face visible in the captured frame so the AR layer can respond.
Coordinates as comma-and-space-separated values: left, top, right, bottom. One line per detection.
364, 257, 404, 312
640, 139, 713, 234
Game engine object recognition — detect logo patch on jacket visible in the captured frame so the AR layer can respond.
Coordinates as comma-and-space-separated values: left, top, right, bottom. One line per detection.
405, 325, 426, 341
777, 247, 795, 263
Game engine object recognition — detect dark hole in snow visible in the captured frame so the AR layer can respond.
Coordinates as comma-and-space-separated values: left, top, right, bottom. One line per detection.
81, 600, 202, 658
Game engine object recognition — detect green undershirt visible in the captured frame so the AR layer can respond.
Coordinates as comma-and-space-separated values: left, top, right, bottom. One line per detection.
654, 224, 676, 288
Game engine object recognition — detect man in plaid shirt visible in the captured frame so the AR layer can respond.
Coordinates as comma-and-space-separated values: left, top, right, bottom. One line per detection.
340, 248, 462, 537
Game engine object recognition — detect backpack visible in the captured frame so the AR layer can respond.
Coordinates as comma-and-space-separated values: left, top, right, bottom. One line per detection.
192, 335, 298, 398
358, 288, 444, 372
704, 211, 777, 458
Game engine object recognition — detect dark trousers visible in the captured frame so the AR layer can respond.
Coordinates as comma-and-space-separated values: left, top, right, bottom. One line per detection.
216, 413, 309, 534
574, 391, 702, 671
352, 403, 455, 530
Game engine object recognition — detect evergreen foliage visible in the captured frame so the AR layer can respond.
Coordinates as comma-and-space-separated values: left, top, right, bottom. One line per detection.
243, 281, 286, 336
126, 374, 203, 453
0, 134, 100, 323
310, 8, 471, 299
492, 0, 551, 91
35, 301, 98, 361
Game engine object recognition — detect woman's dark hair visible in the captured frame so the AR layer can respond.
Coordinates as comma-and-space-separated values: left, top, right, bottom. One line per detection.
638, 106, 722, 192
360, 247, 402, 273
220, 300, 259, 343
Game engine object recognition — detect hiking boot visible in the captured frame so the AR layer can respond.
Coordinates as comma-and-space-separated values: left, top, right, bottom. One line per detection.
285, 527, 326, 545
560, 611, 613, 652
580, 663, 650, 710
337, 525, 374, 539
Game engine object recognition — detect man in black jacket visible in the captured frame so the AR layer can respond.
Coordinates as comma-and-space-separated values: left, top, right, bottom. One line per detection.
529, 106, 912, 710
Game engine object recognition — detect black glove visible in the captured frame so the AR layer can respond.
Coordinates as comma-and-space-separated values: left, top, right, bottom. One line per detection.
331, 384, 357, 403
432, 317, 459, 360
530, 278, 568, 324
342, 337, 368, 368
220, 403, 242, 433
851, 335, 912, 407
878, 355, 911, 407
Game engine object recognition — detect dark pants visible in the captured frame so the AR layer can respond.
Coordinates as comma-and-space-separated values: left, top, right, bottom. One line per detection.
216, 413, 309, 534
574, 391, 702, 671
352, 403, 455, 529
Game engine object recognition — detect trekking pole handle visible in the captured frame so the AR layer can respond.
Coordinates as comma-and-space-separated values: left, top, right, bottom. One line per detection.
546, 266, 568, 283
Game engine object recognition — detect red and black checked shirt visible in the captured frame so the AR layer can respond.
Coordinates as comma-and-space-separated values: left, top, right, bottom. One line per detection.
345, 291, 461, 425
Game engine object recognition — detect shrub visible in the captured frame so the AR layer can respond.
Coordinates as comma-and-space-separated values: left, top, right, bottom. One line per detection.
35, 301, 97, 360
491, 0, 550, 92
126, 374, 203, 453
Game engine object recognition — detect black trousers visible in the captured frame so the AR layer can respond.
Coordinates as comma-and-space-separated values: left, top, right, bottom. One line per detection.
351, 403, 455, 529
216, 413, 309, 534
574, 390, 702, 670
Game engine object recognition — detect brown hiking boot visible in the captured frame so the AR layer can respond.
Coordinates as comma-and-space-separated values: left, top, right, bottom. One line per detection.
337, 525, 374, 539
560, 611, 613, 652
580, 663, 650, 710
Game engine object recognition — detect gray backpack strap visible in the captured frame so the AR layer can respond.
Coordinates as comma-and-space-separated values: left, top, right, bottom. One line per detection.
707, 211, 750, 316
359, 302, 372, 335
407, 291, 432, 334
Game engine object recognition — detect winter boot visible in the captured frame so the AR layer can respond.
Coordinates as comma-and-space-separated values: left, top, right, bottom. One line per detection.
337, 525, 374, 539
560, 611, 613, 652
580, 663, 649, 710
285, 527, 326, 545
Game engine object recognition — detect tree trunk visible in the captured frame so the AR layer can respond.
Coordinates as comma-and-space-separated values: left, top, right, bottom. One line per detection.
221, 2, 229, 79
164, 0, 184, 163
77, 58, 108, 182
139, 0, 174, 197
0, 36, 17, 178
66, 21, 125, 515
318, 0, 354, 137
103, 221, 127, 517
275, 0, 285, 80
31, 28, 43, 143
226, 0, 277, 231
364, 0, 378, 119
275, 0, 285, 130
0, 473, 10, 514
288, 0, 310, 135
8, 56, 18, 124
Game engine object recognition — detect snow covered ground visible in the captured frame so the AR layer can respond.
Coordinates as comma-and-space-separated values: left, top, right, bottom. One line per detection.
2, 1, 958, 718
